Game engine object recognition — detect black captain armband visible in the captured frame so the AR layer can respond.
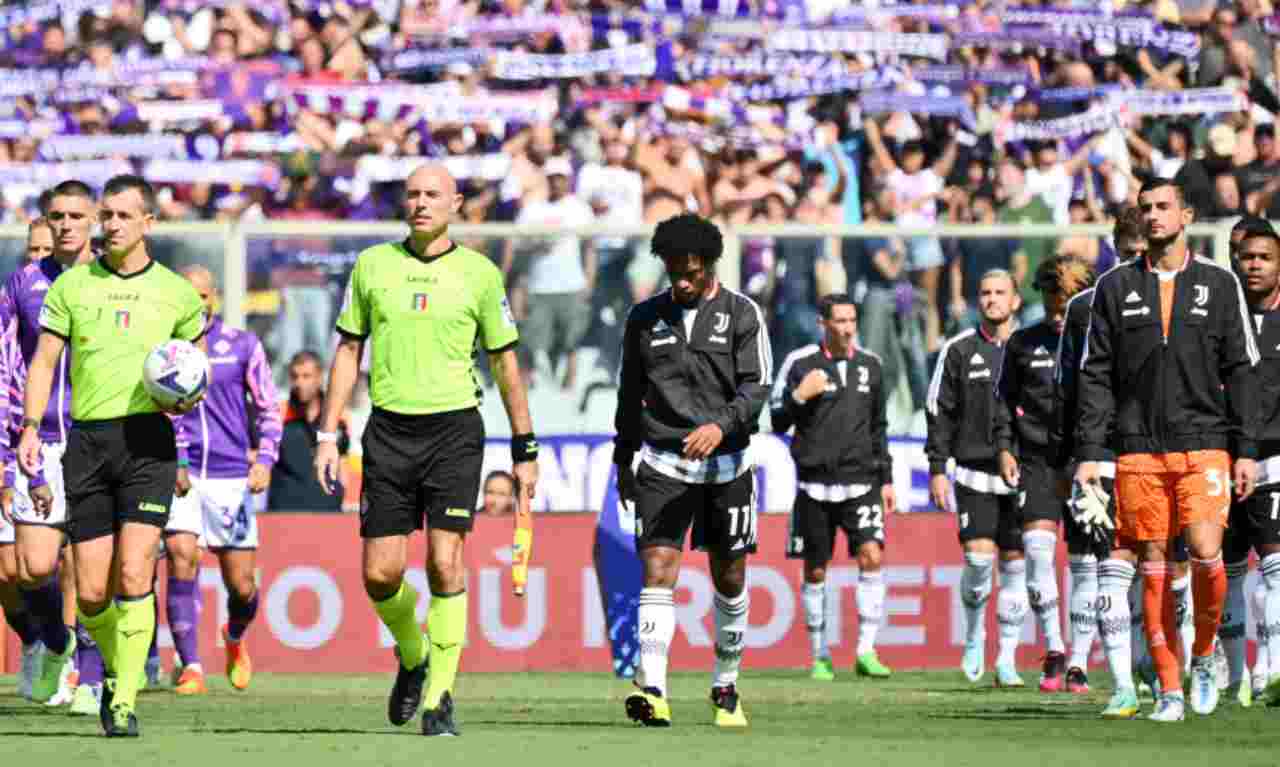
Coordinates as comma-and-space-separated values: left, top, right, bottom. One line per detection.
512, 434, 539, 463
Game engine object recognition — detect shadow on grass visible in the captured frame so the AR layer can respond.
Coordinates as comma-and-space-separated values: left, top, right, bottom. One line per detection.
465, 720, 628, 728
0, 731, 104, 738
928, 706, 1098, 722
197, 727, 378, 736
0, 706, 85, 717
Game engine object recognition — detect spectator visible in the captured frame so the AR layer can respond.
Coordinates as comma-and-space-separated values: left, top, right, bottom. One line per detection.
1197, 5, 1240, 87
994, 159, 1055, 322
1176, 122, 1245, 220
1055, 198, 1110, 271
634, 135, 711, 214
577, 139, 644, 225
270, 172, 339, 371
948, 190, 1019, 331
1242, 124, 1280, 209
770, 190, 834, 356
1126, 121, 1192, 179
267, 351, 349, 513
862, 116, 958, 355
1211, 169, 1248, 220
1021, 136, 1103, 226
848, 189, 927, 416
1236, 0, 1274, 74
479, 471, 518, 518
508, 155, 595, 390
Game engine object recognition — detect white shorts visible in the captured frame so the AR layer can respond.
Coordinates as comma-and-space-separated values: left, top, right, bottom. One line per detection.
0, 512, 13, 544
11, 443, 68, 529
167, 476, 258, 550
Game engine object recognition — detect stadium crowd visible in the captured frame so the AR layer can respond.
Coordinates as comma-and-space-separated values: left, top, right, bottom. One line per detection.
3, 0, 1280, 409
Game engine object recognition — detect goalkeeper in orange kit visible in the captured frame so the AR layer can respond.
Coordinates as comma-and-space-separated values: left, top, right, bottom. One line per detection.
1074, 178, 1258, 722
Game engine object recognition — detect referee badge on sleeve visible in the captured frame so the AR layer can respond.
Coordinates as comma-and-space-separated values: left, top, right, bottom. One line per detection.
501, 297, 516, 326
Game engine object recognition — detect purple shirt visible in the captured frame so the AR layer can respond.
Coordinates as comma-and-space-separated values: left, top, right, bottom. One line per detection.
0, 321, 31, 488
0, 258, 74, 444
0, 258, 76, 487
174, 317, 282, 480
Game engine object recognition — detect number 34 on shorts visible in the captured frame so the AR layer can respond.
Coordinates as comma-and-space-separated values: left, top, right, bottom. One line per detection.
1115, 450, 1232, 540
168, 477, 260, 549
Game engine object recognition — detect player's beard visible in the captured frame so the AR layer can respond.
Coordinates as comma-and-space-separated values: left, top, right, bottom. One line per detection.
1146, 229, 1181, 251
981, 307, 1012, 326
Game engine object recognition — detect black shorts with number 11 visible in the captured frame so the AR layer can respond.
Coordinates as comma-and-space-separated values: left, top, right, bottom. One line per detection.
633, 462, 757, 559
1225, 485, 1280, 562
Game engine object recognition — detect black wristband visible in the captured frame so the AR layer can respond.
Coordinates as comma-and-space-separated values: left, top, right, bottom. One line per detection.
21, 417, 38, 431
512, 433, 539, 463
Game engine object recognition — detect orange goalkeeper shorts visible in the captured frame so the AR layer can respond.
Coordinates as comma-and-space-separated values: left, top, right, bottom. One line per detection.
1114, 449, 1232, 542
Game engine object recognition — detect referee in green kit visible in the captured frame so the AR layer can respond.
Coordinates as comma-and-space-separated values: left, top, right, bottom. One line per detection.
314, 162, 539, 737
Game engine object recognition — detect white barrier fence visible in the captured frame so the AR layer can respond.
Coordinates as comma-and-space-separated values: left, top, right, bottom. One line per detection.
0, 220, 1236, 331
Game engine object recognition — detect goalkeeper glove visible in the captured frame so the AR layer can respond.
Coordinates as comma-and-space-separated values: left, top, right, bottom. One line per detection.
1069, 480, 1113, 546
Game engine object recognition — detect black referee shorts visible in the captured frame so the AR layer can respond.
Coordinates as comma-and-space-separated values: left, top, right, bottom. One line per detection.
63, 413, 177, 544
360, 407, 484, 539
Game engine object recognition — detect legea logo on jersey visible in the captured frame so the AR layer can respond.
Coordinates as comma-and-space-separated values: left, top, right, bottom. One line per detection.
411, 293, 428, 311
114, 310, 130, 329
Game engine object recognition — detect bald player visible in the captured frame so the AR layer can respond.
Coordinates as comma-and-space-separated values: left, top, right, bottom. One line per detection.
163, 265, 281, 695
316, 164, 538, 736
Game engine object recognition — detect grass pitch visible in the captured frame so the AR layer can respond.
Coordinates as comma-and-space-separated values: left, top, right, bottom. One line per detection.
2, 670, 1277, 766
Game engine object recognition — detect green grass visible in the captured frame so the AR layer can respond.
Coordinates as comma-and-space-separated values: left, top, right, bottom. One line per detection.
2, 670, 1278, 766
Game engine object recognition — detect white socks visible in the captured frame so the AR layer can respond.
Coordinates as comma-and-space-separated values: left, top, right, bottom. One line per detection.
1172, 574, 1193, 673
637, 587, 675, 695
856, 571, 886, 657
1256, 574, 1272, 683
1262, 553, 1280, 683
1129, 572, 1151, 672
802, 582, 828, 662
712, 590, 749, 688
1023, 530, 1065, 655
962, 552, 995, 646
997, 559, 1029, 667
1097, 559, 1135, 691
1222, 561, 1249, 687
1067, 554, 1099, 670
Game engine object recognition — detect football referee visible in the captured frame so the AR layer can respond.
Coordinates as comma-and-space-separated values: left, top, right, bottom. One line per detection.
315, 163, 538, 737
19, 175, 207, 737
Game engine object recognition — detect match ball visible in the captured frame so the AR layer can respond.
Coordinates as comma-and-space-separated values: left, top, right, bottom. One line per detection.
143, 339, 210, 411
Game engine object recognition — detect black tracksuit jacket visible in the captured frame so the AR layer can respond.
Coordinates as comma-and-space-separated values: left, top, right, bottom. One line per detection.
925, 327, 1007, 475
994, 321, 1060, 463
1076, 255, 1258, 462
613, 286, 772, 468
770, 344, 892, 486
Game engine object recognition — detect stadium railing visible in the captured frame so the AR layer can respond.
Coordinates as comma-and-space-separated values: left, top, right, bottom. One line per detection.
0, 221, 1235, 330
0, 220, 1235, 439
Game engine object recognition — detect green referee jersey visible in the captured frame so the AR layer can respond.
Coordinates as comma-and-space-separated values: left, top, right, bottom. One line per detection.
39, 259, 207, 421
336, 240, 519, 416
